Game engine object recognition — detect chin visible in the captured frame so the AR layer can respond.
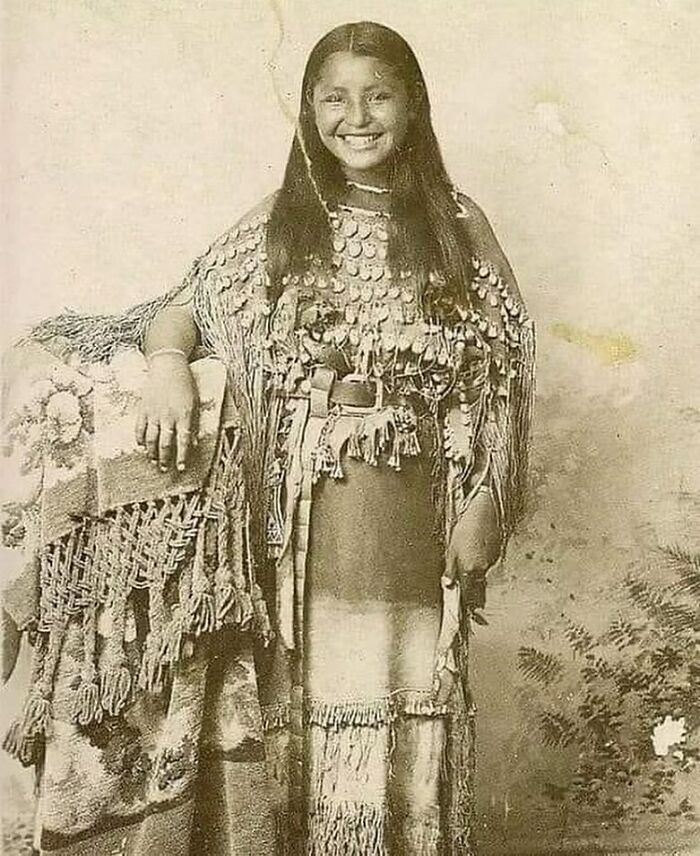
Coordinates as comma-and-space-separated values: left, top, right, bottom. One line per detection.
333, 147, 393, 177
342, 154, 389, 173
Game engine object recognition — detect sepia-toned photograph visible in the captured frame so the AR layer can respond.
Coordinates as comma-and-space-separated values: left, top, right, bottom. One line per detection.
1, 2, 698, 854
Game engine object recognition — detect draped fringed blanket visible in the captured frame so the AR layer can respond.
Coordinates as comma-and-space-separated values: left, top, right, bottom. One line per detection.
2, 190, 534, 855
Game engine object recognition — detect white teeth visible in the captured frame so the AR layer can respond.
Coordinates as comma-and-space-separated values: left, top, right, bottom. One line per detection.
339, 134, 382, 151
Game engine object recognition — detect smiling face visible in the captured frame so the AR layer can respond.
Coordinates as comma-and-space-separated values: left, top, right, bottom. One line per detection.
311, 52, 411, 184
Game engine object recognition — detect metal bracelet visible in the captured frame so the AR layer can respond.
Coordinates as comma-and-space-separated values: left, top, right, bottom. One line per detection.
147, 348, 189, 362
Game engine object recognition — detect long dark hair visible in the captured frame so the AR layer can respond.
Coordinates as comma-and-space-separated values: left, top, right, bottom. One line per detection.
266, 21, 473, 311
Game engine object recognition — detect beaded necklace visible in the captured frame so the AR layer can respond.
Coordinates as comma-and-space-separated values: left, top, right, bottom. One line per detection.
346, 179, 391, 195
336, 203, 391, 218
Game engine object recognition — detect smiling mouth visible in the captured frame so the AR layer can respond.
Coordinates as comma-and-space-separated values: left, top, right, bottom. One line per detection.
337, 133, 384, 151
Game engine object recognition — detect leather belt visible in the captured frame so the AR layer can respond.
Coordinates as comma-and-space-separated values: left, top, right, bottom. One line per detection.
330, 377, 395, 409
291, 369, 401, 416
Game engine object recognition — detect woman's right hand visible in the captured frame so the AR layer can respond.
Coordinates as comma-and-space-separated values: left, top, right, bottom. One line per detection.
135, 354, 199, 471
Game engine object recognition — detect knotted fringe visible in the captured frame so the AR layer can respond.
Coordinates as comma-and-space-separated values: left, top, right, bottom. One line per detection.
312, 406, 422, 483
194, 269, 280, 650
307, 799, 385, 856
72, 677, 102, 726
393, 815, 442, 855
161, 607, 189, 666
308, 699, 392, 730
3, 426, 270, 760
3, 680, 53, 766
3, 635, 49, 765
188, 527, 216, 635
261, 701, 290, 732
218, 455, 253, 626
138, 633, 166, 695
459, 316, 535, 551
306, 694, 449, 731
100, 658, 133, 717
2, 721, 38, 767
27, 288, 183, 364
73, 598, 102, 725
445, 632, 477, 856
276, 801, 442, 856
261, 694, 450, 734
2, 721, 29, 763
189, 580, 217, 636
21, 691, 53, 738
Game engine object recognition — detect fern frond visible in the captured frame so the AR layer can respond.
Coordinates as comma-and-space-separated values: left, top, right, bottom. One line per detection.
655, 602, 698, 637
624, 577, 697, 636
604, 616, 643, 650
517, 647, 563, 686
660, 545, 700, 598
581, 656, 615, 683
625, 577, 664, 612
539, 711, 578, 748
564, 620, 594, 654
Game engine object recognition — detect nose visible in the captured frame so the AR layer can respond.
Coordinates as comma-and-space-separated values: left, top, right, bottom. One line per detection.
344, 97, 370, 128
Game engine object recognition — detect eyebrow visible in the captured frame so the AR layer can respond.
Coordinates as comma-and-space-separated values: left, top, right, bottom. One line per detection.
317, 82, 396, 92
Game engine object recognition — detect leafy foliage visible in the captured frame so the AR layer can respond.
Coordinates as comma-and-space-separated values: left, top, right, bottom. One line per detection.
539, 711, 578, 748
603, 617, 643, 651
662, 545, 700, 598
517, 545, 700, 827
563, 620, 594, 655
517, 647, 564, 686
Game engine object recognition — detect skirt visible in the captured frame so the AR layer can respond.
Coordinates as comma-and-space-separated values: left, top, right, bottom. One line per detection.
256, 401, 476, 856
302, 453, 451, 854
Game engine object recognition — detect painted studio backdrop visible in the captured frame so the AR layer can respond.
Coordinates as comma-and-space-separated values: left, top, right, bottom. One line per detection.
2, 1, 699, 854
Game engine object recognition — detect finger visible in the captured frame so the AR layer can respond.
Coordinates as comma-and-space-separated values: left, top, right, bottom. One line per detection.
190, 401, 200, 448
175, 417, 191, 472
158, 423, 175, 470
135, 409, 147, 448
145, 422, 160, 463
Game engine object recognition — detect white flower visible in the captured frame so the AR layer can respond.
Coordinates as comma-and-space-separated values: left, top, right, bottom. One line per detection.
49, 363, 93, 397
47, 363, 76, 388
45, 391, 82, 445
26, 379, 56, 413
651, 715, 686, 757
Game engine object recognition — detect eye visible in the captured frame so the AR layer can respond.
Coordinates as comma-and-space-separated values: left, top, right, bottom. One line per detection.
368, 91, 392, 104
323, 92, 344, 104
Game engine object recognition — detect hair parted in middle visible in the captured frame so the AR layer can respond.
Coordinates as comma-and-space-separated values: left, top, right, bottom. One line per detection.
266, 20, 474, 312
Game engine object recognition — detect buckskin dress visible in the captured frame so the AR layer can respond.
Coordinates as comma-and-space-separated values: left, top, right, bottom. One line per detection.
1, 189, 533, 856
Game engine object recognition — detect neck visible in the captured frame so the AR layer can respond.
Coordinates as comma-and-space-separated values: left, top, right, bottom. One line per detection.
342, 164, 391, 189
341, 183, 392, 214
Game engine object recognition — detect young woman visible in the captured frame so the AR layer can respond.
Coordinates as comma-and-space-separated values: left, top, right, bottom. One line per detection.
3, 21, 533, 856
